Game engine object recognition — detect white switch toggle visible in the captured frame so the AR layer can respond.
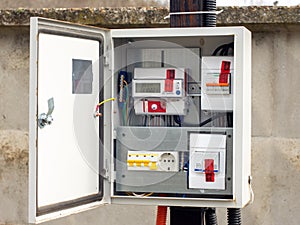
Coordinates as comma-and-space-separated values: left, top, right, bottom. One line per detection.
151, 104, 158, 110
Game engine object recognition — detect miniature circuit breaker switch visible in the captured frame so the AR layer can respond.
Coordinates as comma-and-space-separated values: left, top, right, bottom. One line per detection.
201, 57, 234, 111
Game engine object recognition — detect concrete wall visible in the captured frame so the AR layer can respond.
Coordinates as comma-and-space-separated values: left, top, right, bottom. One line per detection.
0, 27, 29, 131
0, 26, 299, 225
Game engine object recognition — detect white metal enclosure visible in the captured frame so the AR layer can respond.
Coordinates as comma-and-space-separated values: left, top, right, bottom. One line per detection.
29, 17, 251, 223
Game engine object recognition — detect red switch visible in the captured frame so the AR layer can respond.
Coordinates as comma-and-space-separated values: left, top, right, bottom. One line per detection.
221, 61, 231, 73
205, 159, 215, 182
165, 69, 175, 92
166, 69, 175, 79
219, 61, 231, 84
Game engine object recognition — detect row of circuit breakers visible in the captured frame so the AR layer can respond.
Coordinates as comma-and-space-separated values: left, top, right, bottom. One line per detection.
116, 56, 234, 193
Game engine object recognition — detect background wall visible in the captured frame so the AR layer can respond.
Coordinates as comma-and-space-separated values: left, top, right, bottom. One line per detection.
0, 7, 299, 225
0, 0, 167, 8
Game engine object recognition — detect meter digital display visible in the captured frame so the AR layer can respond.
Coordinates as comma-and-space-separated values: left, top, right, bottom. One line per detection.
135, 83, 161, 93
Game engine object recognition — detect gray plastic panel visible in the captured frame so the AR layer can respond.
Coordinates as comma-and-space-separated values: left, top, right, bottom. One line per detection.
115, 127, 233, 197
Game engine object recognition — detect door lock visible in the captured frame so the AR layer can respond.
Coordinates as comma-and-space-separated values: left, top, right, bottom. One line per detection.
38, 97, 54, 129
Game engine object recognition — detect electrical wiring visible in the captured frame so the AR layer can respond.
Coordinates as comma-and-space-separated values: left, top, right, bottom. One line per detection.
181, 114, 226, 127
227, 112, 233, 127
183, 161, 189, 172
122, 85, 130, 125
127, 192, 153, 197
205, 208, 218, 225
95, 97, 115, 111
128, 107, 137, 126
94, 98, 115, 117
123, 80, 128, 86
249, 182, 254, 204
173, 115, 182, 127
212, 43, 228, 56
119, 79, 130, 125
156, 206, 167, 225
124, 82, 129, 123
247, 176, 254, 205
199, 114, 225, 127
212, 42, 234, 56
134, 192, 153, 197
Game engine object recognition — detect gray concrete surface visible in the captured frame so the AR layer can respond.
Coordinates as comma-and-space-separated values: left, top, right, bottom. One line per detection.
0, 27, 29, 131
0, 6, 300, 225
1, 6, 300, 30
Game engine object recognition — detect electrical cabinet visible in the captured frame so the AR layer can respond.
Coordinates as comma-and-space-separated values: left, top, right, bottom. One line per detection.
29, 17, 252, 223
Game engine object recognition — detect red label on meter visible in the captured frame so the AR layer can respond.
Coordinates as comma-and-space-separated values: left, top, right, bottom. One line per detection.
148, 100, 166, 113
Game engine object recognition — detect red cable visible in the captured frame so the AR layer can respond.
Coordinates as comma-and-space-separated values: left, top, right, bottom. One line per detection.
156, 206, 167, 225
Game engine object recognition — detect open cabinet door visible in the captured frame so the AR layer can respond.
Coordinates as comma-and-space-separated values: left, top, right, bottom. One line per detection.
29, 17, 111, 223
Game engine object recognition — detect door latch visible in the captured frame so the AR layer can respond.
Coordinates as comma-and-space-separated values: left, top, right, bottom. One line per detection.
38, 97, 54, 129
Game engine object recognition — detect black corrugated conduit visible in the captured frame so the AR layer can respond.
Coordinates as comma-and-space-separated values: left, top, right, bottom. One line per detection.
204, 0, 217, 27
227, 208, 242, 225
205, 208, 218, 225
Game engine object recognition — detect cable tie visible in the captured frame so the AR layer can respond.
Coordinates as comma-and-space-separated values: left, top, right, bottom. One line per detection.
164, 10, 223, 20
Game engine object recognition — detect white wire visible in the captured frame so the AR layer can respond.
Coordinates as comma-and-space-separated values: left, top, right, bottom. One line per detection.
250, 181, 255, 204
164, 10, 224, 19
245, 176, 254, 206
132, 192, 153, 197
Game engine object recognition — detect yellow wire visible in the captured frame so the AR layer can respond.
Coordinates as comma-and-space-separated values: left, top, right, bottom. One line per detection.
97, 98, 115, 107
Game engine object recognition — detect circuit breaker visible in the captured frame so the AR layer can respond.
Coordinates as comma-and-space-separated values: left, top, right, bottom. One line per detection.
201, 56, 234, 111
29, 17, 252, 223
189, 133, 227, 190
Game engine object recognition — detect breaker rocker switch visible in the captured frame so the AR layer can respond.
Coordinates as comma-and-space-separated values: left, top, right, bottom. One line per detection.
189, 133, 226, 190
165, 69, 175, 92
205, 60, 231, 95
205, 159, 215, 182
